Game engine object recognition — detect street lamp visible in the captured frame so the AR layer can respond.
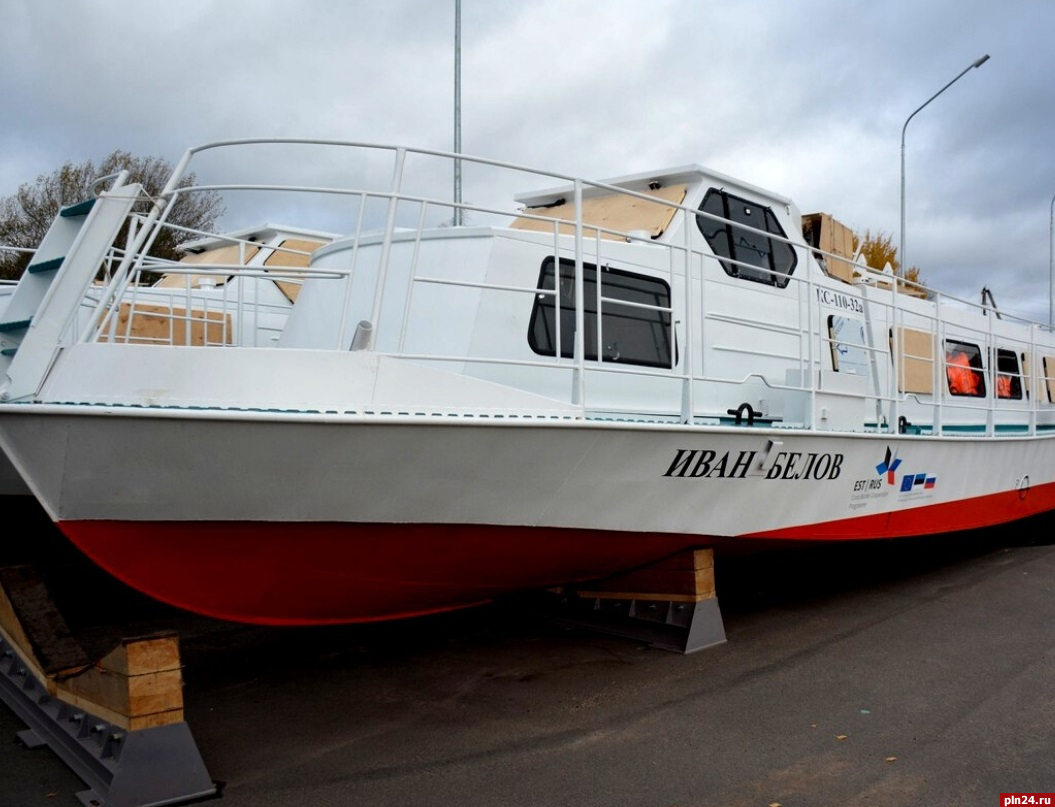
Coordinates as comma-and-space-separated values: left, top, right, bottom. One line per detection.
453, 0, 463, 226
1049, 193, 1055, 327
899, 54, 990, 278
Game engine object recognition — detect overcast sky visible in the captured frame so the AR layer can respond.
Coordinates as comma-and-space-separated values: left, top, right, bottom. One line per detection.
3, 0, 1054, 320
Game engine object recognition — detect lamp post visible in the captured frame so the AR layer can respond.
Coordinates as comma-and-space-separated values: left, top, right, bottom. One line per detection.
899, 54, 989, 278
1049, 193, 1055, 327
453, 0, 463, 226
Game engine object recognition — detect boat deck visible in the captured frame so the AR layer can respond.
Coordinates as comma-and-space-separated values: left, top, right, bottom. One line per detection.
2, 497, 1052, 806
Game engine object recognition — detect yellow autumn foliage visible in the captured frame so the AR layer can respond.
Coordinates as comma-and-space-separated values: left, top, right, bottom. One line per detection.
852, 229, 922, 286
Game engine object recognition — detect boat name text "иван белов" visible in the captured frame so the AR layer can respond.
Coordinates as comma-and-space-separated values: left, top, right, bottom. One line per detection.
663, 448, 845, 481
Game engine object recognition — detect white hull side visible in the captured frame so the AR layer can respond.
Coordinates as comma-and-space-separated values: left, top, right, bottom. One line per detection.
1, 405, 1051, 537
0, 448, 30, 496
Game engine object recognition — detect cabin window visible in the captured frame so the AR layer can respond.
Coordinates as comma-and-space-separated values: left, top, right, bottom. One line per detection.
994, 348, 1024, 400
528, 257, 675, 368
696, 189, 797, 288
828, 315, 869, 374
945, 340, 986, 397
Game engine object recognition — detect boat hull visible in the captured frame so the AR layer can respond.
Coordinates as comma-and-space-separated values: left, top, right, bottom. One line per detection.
59, 521, 711, 624
2, 406, 1054, 624
0, 450, 30, 497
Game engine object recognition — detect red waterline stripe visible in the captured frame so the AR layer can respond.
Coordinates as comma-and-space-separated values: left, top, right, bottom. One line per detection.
746, 481, 1055, 540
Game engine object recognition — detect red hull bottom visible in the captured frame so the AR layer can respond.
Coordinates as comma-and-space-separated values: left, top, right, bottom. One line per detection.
59, 521, 709, 625
57, 483, 1054, 625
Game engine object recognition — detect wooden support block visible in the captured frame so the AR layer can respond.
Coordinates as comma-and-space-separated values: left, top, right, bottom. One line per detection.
56, 633, 185, 730
574, 590, 708, 604
97, 633, 182, 677
0, 565, 184, 731
576, 548, 716, 602
55, 679, 183, 731
649, 548, 714, 572
579, 569, 715, 599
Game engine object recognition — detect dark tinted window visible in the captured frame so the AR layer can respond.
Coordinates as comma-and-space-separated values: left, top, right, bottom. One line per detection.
528, 257, 675, 368
995, 348, 1023, 400
696, 188, 797, 287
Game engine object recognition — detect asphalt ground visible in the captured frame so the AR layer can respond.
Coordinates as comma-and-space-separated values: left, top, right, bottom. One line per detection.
1, 496, 1053, 807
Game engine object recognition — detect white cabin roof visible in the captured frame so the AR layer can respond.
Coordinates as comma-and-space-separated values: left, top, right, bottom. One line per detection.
515, 164, 794, 210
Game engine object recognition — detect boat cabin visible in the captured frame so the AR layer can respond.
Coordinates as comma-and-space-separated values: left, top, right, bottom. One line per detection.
1, 142, 1050, 442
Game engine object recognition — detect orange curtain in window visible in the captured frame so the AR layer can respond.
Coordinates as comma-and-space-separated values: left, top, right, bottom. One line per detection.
947, 351, 981, 395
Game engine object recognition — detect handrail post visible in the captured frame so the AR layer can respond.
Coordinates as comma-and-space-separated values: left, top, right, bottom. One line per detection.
933, 294, 944, 435
1029, 324, 1038, 436
986, 294, 996, 436
889, 284, 901, 435
572, 179, 585, 411
77, 179, 173, 345
680, 214, 694, 424
358, 147, 407, 350
804, 243, 816, 430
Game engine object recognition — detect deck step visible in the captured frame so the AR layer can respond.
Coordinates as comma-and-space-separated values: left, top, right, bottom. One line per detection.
0, 318, 31, 333
59, 198, 96, 218
1, 178, 141, 401
25, 257, 63, 274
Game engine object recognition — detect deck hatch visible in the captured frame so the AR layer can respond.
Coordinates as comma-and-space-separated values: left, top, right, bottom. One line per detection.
696, 188, 797, 288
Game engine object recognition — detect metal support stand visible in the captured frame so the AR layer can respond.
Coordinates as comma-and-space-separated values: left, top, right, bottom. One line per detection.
1, 633, 216, 806
0, 565, 217, 807
545, 591, 726, 654
537, 548, 727, 654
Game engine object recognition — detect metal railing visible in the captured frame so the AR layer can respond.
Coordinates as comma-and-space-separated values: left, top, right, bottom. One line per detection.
63, 139, 1055, 436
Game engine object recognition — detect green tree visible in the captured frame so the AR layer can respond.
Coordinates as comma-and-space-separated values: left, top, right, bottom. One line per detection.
0, 150, 224, 280
852, 228, 922, 287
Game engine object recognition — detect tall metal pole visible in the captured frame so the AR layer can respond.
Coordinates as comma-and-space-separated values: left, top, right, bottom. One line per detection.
1049, 193, 1055, 327
453, 0, 462, 226
899, 54, 989, 278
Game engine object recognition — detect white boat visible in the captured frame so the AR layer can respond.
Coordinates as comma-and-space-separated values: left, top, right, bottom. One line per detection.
0, 140, 1051, 625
